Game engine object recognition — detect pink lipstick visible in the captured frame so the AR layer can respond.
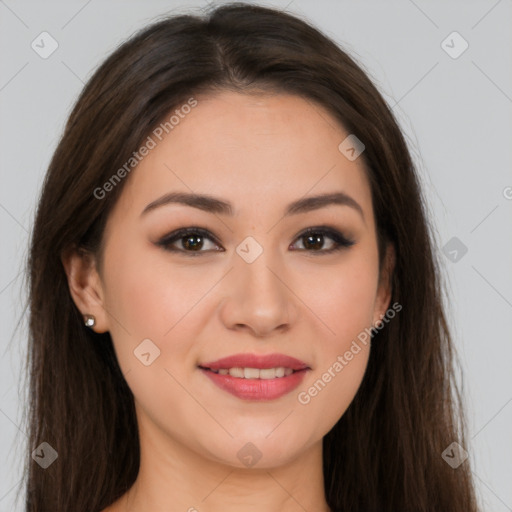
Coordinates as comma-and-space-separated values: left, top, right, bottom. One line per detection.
198, 353, 310, 401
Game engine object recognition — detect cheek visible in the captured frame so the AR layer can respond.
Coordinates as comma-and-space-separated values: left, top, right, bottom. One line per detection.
103, 240, 210, 336
296, 341, 370, 437
294, 277, 374, 432
100, 239, 215, 381
293, 251, 378, 417
301, 253, 379, 346
100, 245, 214, 417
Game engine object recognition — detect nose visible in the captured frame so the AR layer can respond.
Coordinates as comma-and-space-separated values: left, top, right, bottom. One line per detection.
218, 248, 296, 338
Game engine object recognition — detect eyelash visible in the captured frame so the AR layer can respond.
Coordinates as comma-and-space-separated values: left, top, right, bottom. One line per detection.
155, 226, 355, 256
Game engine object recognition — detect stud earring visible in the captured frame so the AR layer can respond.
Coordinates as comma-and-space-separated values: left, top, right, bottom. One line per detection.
84, 314, 96, 328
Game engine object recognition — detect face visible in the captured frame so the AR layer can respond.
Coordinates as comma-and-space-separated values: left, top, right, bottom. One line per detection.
68, 90, 393, 469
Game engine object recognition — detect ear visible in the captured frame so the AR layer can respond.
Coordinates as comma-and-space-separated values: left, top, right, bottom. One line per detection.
373, 242, 396, 327
61, 247, 110, 333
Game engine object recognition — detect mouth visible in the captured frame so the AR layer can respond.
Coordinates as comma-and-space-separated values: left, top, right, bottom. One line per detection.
197, 353, 311, 401
198, 366, 303, 379
199, 352, 310, 372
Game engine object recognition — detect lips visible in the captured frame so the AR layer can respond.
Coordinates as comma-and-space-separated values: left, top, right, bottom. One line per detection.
198, 353, 311, 401
199, 353, 310, 372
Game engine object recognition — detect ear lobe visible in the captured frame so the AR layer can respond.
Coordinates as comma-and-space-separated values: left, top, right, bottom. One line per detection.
61, 247, 109, 332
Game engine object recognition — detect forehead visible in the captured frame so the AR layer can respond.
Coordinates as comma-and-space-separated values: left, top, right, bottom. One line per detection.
112, 90, 373, 223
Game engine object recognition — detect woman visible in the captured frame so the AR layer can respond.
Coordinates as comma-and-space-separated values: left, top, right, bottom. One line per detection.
24, 3, 480, 511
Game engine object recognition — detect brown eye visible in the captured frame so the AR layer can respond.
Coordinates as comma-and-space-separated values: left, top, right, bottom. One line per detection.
302, 233, 326, 251
181, 233, 205, 251
157, 227, 223, 254
290, 227, 355, 254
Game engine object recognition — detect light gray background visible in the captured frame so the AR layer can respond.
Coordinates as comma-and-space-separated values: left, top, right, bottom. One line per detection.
1, 1, 511, 510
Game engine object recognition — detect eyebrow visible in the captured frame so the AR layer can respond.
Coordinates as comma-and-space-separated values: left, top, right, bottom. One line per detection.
141, 191, 365, 222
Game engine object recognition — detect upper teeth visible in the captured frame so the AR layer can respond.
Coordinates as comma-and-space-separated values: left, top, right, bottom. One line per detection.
210, 367, 294, 379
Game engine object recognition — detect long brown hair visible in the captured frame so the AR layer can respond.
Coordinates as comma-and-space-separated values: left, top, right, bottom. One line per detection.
22, 3, 480, 511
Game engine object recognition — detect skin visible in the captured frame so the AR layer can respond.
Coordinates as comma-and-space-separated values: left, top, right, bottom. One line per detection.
63, 90, 394, 512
